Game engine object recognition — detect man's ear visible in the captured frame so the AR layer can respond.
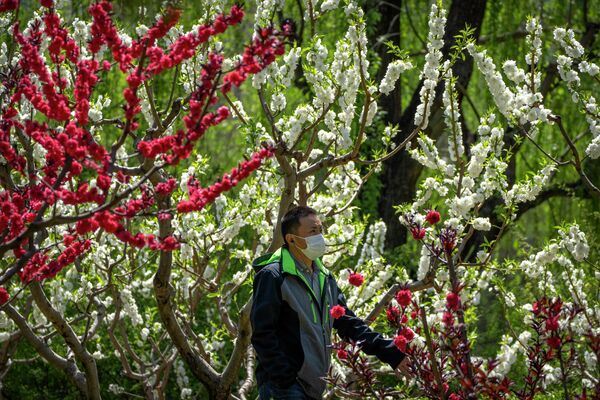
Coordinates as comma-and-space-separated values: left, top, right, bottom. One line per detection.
291, 234, 307, 249
285, 233, 294, 245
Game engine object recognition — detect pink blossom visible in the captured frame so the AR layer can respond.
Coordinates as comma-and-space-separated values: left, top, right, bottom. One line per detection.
395, 289, 412, 308
330, 305, 346, 319
348, 271, 364, 287
0, 288, 9, 305
393, 335, 408, 352
425, 209, 441, 224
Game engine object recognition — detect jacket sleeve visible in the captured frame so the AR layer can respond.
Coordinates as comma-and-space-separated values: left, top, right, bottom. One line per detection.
332, 282, 405, 369
250, 267, 298, 388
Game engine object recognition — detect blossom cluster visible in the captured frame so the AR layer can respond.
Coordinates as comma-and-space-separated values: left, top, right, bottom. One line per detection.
553, 27, 600, 159
0, 0, 287, 306
414, 2, 446, 129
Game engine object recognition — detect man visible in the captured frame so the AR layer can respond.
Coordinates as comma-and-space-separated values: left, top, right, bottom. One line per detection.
250, 206, 408, 399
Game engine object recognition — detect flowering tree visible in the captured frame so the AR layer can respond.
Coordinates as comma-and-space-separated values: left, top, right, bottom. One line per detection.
0, 0, 598, 399
324, 3, 599, 399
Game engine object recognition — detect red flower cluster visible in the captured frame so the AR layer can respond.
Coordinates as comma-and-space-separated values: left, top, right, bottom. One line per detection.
400, 327, 415, 341
0, 287, 9, 305
19, 239, 91, 283
152, 235, 180, 251
75, 209, 152, 248
115, 189, 155, 218
146, 5, 243, 76
0, 123, 26, 172
0, 191, 30, 244
177, 147, 274, 213
154, 178, 177, 196
141, 7, 182, 47
56, 183, 104, 205
26, 120, 107, 180
44, 10, 79, 64
395, 289, 412, 308
88, 1, 132, 70
73, 59, 99, 125
330, 305, 346, 319
221, 25, 287, 93
394, 327, 415, 352
348, 271, 364, 287
13, 25, 71, 121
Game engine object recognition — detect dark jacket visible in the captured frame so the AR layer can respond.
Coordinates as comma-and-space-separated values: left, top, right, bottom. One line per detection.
250, 247, 404, 399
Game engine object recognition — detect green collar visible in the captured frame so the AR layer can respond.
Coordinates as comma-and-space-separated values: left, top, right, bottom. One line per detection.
255, 247, 330, 301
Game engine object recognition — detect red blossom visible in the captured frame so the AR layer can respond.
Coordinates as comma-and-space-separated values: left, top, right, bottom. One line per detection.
337, 349, 348, 360
0, 0, 18, 13
330, 305, 346, 319
348, 271, 364, 287
425, 209, 441, 224
386, 305, 400, 322
532, 301, 541, 315
545, 316, 559, 332
63, 234, 75, 246
410, 226, 426, 240
156, 236, 180, 251
0, 287, 9, 305
395, 289, 412, 308
75, 218, 99, 235
440, 227, 457, 253
13, 23, 72, 121
393, 334, 408, 352
546, 336, 561, 349
158, 212, 172, 221
446, 292, 461, 311
400, 327, 415, 341
154, 178, 177, 196
96, 174, 111, 191
442, 311, 454, 327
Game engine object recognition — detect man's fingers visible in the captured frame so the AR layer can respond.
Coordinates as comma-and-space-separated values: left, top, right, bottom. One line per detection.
395, 357, 411, 378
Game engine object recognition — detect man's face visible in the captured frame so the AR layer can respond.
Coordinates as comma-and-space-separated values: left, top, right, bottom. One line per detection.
287, 214, 323, 250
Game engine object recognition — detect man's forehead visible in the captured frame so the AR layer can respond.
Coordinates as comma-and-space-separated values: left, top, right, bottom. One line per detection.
299, 214, 322, 227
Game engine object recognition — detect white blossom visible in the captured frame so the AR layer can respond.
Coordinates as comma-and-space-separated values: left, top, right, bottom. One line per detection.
472, 217, 491, 231
379, 60, 413, 95
414, 3, 446, 129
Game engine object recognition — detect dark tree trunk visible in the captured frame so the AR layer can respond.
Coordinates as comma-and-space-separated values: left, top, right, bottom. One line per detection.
373, 0, 487, 249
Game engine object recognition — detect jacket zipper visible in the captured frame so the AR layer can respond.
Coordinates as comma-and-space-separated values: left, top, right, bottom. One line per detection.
291, 274, 331, 354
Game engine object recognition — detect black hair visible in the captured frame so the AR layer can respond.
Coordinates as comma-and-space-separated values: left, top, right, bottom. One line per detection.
281, 205, 318, 247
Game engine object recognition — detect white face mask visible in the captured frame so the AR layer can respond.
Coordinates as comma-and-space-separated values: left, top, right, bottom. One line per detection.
294, 233, 327, 261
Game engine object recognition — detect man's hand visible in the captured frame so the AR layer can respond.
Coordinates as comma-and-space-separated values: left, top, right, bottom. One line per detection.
394, 356, 411, 379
